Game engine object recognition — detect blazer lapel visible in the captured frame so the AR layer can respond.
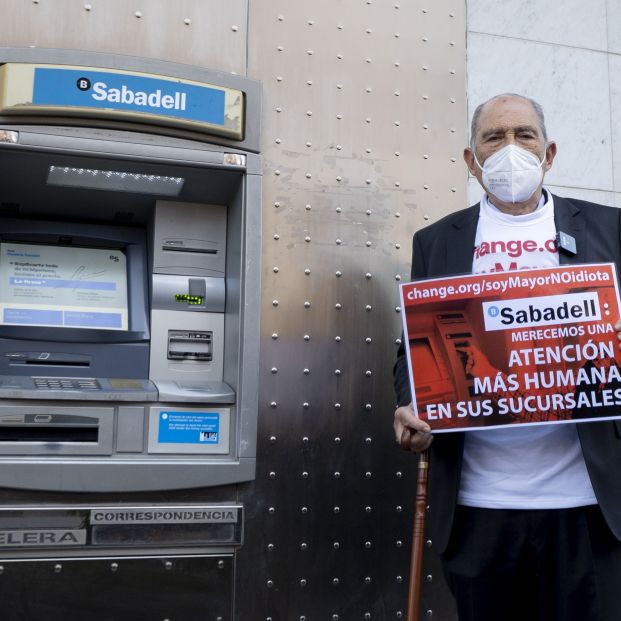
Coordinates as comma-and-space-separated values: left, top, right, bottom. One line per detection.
552, 194, 586, 265
445, 204, 480, 274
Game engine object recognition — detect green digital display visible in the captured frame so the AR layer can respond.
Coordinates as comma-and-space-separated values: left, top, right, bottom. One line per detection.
175, 294, 204, 305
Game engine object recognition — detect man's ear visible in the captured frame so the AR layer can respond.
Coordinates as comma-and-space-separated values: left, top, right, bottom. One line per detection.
463, 147, 478, 176
543, 141, 557, 172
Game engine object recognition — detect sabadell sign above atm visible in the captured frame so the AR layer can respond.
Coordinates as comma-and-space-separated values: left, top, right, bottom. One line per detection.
0, 63, 244, 139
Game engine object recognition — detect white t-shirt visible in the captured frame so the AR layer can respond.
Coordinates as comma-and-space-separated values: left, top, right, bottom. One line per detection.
457, 190, 597, 509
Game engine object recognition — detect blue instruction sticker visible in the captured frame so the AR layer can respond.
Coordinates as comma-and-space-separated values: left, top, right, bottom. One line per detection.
158, 411, 220, 445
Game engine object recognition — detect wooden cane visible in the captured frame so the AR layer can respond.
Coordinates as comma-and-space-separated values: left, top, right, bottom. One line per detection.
406, 448, 430, 621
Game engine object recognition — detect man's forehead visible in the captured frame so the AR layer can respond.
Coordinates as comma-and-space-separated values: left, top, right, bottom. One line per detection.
476, 97, 541, 133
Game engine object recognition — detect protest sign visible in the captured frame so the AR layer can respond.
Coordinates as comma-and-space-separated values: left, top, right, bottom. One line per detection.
399, 264, 621, 432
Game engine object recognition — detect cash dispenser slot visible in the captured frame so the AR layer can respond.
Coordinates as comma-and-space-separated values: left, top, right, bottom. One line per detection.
0, 424, 98, 443
0, 407, 114, 455
168, 331, 213, 361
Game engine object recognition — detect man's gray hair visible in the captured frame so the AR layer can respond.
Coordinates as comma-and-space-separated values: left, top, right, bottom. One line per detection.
470, 93, 548, 148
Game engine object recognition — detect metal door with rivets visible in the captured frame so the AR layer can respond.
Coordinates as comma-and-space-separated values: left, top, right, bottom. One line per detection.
0, 0, 466, 618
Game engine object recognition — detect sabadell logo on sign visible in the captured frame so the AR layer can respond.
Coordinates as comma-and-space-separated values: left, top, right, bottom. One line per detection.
76, 76, 188, 111
482, 292, 601, 331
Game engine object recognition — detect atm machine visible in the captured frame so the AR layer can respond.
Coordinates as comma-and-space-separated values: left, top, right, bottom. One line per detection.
0, 48, 261, 619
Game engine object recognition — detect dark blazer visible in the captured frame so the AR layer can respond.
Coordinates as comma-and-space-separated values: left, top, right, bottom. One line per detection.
394, 194, 621, 554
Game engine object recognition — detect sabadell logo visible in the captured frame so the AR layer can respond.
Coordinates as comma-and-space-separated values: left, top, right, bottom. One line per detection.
482, 292, 601, 332
76, 76, 188, 111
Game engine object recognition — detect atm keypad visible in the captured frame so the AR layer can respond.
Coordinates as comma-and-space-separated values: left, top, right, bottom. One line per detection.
33, 378, 101, 391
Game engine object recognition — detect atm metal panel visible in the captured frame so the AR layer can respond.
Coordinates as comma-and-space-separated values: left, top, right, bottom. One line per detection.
0, 555, 233, 621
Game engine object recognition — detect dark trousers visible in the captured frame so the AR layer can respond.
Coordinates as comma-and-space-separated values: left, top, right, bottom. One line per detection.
441, 505, 621, 621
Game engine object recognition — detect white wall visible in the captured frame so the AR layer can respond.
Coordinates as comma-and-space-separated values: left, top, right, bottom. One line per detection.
466, 0, 621, 208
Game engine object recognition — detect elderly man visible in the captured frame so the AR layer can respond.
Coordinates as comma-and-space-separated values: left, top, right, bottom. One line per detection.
393, 93, 621, 621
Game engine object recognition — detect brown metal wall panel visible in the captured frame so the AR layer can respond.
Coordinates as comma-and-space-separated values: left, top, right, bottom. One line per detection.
242, 1, 466, 618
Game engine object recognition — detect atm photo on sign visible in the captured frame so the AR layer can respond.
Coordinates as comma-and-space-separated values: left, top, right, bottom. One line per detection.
400, 263, 621, 432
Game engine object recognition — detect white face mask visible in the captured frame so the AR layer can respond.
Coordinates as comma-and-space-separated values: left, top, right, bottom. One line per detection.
474, 144, 545, 203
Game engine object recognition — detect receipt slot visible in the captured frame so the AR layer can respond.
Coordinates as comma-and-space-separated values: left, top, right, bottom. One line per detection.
0, 50, 262, 492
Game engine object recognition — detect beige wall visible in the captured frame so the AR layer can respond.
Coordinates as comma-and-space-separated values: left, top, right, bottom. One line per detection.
467, 0, 621, 209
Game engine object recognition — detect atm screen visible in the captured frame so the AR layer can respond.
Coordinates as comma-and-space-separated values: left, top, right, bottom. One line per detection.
0, 242, 129, 331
